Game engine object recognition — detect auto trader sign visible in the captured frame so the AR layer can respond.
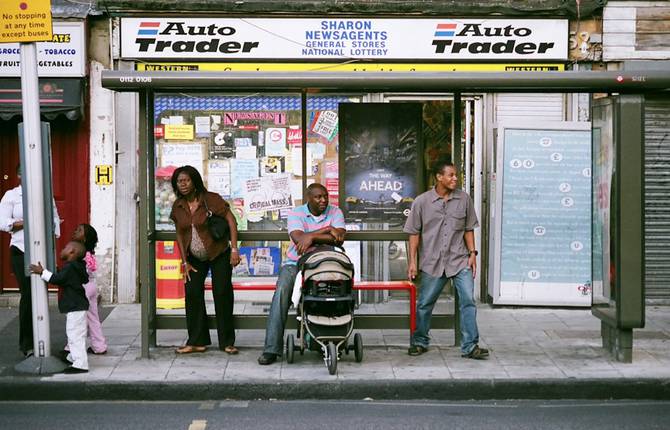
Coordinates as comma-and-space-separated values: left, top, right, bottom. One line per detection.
120, 18, 568, 61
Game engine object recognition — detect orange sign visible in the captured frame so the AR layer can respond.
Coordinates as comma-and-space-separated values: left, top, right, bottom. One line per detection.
0, 0, 53, 43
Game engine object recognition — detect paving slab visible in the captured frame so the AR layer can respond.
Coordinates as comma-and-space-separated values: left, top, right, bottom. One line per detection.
1, 302, 670, 400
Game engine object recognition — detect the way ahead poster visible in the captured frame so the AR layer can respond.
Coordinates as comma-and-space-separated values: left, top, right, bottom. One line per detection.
339, 103, 422, 224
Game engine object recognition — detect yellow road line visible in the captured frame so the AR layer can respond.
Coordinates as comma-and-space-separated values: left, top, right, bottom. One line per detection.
188, 419, 207, 430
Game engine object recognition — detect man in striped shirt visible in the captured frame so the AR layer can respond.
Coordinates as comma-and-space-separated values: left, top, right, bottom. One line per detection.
258, 183, 346, 365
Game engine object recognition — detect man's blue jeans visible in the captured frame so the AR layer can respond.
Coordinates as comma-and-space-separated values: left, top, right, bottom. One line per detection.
411, 268, 480, 355
263, 264, 299, 356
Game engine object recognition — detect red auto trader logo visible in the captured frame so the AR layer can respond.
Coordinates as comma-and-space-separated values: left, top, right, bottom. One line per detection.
432, 22, 555, 56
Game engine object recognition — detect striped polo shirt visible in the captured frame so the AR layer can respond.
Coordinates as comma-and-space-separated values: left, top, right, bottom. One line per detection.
284, 204, 346, 265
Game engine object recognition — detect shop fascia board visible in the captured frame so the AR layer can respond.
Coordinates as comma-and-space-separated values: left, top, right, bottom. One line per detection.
96, 0, 604, 17
101, 70, 670, 93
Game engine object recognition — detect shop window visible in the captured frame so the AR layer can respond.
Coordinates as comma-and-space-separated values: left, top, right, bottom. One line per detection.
153, 93, 360, 282
153, 93, 359, 233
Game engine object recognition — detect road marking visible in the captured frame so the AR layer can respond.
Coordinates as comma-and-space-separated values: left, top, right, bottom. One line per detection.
219, 401, 250, 408
538, 401, 670, 408
199, 402, 215, 410
271, 400, 518, 408
188, 419, 207, 430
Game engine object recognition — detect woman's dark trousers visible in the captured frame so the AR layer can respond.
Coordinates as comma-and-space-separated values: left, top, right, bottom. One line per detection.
185, 249, 235, 348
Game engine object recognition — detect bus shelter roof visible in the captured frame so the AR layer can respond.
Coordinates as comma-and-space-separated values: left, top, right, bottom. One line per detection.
101, 70, 670, 93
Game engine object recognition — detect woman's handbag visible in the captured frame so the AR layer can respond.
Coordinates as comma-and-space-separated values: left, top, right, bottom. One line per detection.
202, 195, 229, 241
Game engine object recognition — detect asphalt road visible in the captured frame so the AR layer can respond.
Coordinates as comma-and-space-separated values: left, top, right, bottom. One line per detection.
1, 399, 669, 429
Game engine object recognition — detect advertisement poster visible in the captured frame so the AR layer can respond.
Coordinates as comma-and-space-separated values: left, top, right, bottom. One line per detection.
160, 143, 204, 175
207, 160, 231, 198
340, 103, 421, 223
164, 124, 194, 140
210, 131, 235, 159
230, 159, 259, 198
265, 127, 287, 156
234, 247, 281, 276
499, 127, 591, 305
310, 111, 339, 141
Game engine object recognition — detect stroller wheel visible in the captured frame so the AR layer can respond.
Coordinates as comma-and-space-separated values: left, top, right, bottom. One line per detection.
354, 333, 364, 363
326, 342, 338, 375
285, 334, 295, 364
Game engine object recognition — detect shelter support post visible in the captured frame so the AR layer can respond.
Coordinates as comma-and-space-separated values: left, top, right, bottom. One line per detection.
452, 92, 462, 169
601, 322, 633, 363
138, 90, 152, 359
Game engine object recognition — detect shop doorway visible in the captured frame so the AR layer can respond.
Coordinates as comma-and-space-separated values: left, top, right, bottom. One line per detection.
380, 95, 484, 297
0, 117, 89, 292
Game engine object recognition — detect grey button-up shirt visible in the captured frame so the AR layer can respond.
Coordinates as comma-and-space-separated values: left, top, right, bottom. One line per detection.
403, 188, 479, 278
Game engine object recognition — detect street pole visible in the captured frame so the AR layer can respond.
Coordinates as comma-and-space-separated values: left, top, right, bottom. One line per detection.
14, 42, 66, 375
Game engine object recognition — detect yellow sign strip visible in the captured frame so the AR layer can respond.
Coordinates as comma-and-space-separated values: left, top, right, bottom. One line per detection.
136, 63, 565, 72
156, 259, 182, 280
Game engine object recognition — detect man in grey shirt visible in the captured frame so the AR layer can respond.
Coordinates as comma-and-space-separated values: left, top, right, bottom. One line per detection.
404, 159, 488, 359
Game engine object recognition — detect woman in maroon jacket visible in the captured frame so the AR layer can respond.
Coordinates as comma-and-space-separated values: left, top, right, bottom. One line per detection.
170, 165, 241, 354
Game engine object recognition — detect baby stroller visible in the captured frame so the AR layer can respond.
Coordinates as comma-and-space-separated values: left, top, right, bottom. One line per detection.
285, 246, 363, 375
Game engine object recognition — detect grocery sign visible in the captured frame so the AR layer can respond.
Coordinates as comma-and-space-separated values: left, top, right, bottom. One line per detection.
120, 18, 568, 61
0, 22, 86, 77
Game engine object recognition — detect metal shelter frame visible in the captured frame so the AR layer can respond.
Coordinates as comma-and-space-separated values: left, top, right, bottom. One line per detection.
101, 70, 670, 360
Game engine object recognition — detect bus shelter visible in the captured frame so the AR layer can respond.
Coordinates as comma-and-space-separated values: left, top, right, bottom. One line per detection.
101, 70, 670, 361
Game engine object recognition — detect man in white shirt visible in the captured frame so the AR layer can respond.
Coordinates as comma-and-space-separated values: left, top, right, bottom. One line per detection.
0, 165, 61, 357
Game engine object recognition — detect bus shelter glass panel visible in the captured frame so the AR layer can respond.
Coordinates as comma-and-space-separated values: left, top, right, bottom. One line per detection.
591, 99, 615, 309
154, 93, 302, 232
153, 93, 363, 311
153, 92, 359, 233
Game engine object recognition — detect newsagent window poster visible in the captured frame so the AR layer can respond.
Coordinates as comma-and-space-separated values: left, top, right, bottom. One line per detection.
339, 103, 422, 223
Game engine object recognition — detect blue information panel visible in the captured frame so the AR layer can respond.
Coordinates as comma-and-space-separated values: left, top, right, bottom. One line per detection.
499, 128, 591, 304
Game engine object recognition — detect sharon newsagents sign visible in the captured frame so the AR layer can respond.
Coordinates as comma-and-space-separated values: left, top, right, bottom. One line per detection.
120, 18, 568, 61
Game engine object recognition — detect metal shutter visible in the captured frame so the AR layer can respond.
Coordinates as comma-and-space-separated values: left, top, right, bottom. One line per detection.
645, 96, 670, 302
495, 93, 565, 123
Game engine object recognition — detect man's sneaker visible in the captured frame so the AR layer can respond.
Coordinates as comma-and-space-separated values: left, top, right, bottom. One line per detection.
257, 353, 278, 365
408, 345, 428, 356
462, 345, 489, 359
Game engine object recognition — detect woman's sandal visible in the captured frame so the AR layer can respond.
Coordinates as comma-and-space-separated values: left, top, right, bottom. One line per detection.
176, 345, 207, 354
223, 345, 239, 355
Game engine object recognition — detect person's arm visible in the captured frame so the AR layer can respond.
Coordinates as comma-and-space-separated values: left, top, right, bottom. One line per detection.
463, 194, 479, 279
170, 204, 196, 282
290, 229, 342, 255
208, 193, 241, 267
225, 210, 240, 267
464, 230, 477, 278
328, 208, 346, 245
328, 226, 346, 245
0, 190, 20, 233
30, 262, 57, 284
403, 200, 422, 281
52, 199, 61, 238
407, 234, 420, 281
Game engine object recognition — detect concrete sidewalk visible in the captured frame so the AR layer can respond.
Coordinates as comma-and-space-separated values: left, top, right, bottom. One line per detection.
1, 301, 670, 400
